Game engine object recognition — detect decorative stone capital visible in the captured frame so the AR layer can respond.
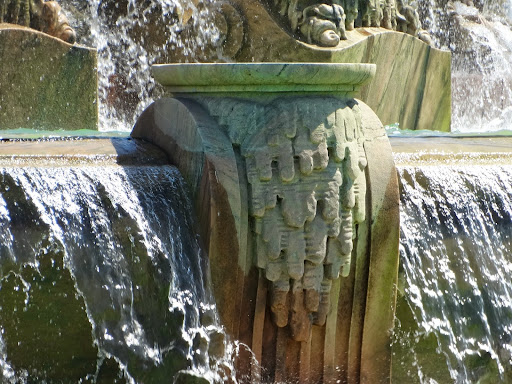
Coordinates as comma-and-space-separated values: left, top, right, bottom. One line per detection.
133, 63, 400, 383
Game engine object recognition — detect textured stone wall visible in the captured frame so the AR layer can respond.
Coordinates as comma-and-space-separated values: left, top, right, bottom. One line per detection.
0, 24, 97, 130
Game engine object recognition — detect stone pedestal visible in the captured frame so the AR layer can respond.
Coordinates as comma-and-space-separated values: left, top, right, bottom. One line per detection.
132, 63, 400, 383
170, 0, 451, 132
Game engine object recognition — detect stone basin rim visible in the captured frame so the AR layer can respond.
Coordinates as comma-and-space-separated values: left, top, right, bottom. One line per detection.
152, 63, 376, 93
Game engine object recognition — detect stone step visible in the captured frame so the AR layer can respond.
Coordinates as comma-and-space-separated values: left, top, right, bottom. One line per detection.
0, 137, 168, 166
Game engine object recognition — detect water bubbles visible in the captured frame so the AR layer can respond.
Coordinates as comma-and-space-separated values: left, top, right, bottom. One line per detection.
103, 329, 114, 341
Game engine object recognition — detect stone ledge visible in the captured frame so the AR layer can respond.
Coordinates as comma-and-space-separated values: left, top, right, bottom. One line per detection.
391, 136, 512, 165
0, 138, 168, 165
153, 62, 375, 95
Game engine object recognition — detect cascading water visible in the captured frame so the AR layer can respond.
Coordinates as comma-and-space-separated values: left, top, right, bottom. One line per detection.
417, 0, 512, 132
392, 0, 512, 380
59, 0, 223, 131
393, 161, 512, 383
0, 162, 234, 383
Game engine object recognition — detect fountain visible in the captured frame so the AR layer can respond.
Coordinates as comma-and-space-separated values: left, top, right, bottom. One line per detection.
0, 0, 512, 383
390, 137, 512, 383
131, 61, 400, 383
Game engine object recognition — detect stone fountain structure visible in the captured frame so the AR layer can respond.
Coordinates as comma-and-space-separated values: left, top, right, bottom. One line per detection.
133, 62, 400, 383
175, 0, 452, 132
0, 0, 458, 382
127, 1, 451, 379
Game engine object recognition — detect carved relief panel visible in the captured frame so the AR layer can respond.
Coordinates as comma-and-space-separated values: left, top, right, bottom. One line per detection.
264, 0, 431, 46
199, 96, 368, 341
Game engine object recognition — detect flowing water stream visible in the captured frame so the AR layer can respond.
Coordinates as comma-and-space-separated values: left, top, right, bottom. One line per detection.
393, 163, 512, 383
0, 163, 234, 383
389, 3, 512, 379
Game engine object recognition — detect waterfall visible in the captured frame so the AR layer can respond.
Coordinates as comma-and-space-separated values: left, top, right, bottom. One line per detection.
394, 164, 512, 383
59, 0, 222, 131
416, 0, 512, 132
0, 164, 233, 383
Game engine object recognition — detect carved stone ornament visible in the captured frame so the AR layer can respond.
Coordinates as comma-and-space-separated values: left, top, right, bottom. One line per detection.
133, 62, 401, 383
0, 0, 76, 43
269, 0, 432, 46
202, 97, 367, 341
147, 62, 379, 342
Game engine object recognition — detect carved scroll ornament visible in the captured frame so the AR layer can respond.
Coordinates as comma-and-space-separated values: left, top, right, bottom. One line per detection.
271, 0, 432, 47
0, 0, 76, 43
201, 96, 367, 341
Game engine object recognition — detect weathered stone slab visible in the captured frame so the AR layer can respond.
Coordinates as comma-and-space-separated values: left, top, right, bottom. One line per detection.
0, 137, 168, 165
339, 31, 451, 132
0, 24, 97, 130
152, 62, 376, 94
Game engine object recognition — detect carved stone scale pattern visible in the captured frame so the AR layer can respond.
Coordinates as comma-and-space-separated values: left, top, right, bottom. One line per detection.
197, 96, 367, 341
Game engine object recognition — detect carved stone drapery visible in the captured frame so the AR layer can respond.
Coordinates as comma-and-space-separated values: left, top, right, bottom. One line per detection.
133, 63, 400, 383
198, 96, 367, 341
